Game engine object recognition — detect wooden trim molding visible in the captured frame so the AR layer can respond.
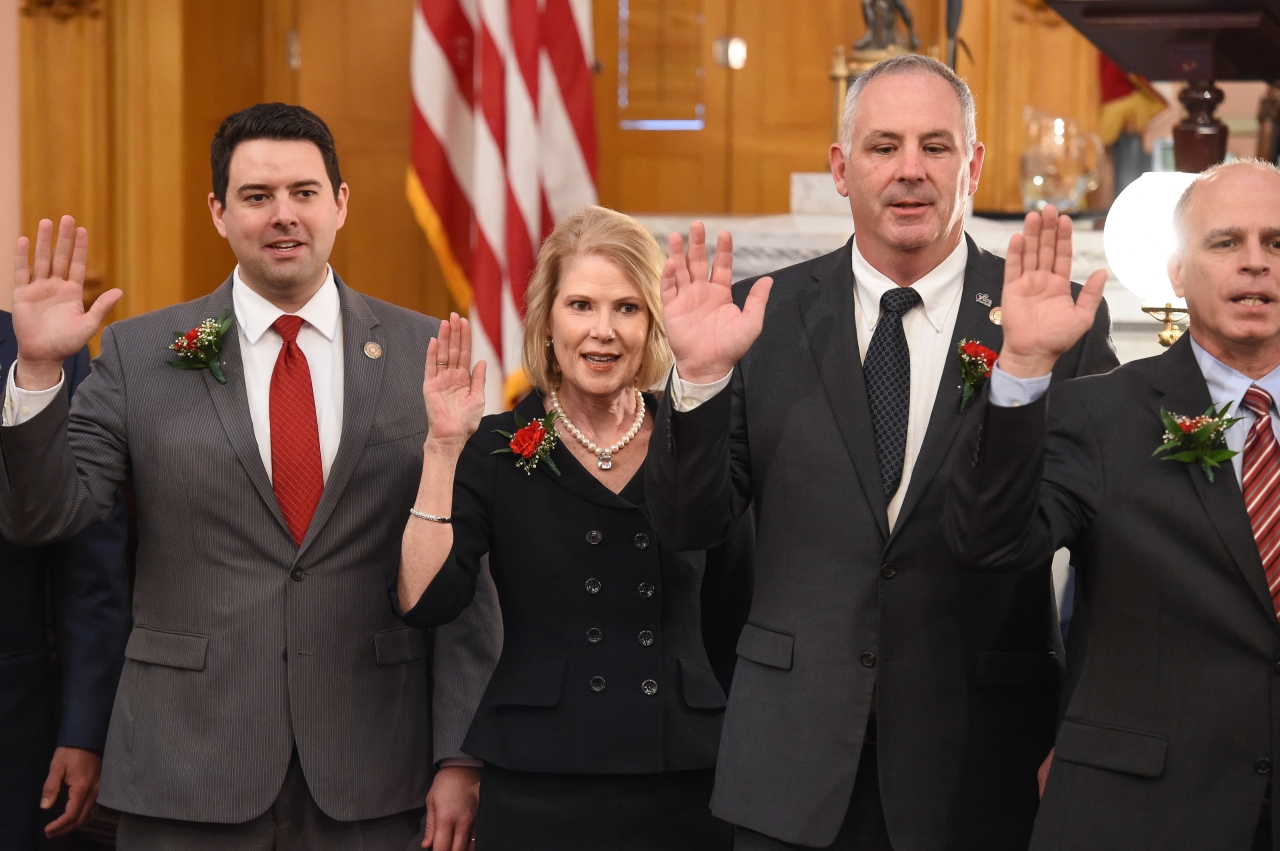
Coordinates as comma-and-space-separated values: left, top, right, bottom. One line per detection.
20, 0, 100, 20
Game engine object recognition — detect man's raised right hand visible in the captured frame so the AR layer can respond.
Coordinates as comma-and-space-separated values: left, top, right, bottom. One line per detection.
12, 216, 122, 390
660, 222, 772, 385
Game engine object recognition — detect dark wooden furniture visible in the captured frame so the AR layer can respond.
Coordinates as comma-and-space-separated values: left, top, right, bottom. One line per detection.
1047, 1, 1280, 170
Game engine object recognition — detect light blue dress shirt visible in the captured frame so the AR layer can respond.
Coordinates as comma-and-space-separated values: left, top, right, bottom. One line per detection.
987, 339, 1280, 486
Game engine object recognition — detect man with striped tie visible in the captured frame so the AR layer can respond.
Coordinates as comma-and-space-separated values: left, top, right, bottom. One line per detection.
946, 159, 1280, 850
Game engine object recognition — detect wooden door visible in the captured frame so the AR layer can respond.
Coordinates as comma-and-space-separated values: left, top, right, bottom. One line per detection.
593, 0, 733, 213
595, 0, 951, 215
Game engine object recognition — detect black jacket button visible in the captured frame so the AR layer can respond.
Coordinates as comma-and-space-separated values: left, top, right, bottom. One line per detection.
586, 627, 603, 644
861, 652, 877, 668
589, 676, 606, 692
637, 582, 655, 598
880, 565, 896, 579
1258, 758, 1272, 775
290, 568, 305, 582
1273, 660, 1280, 676
638, 630, 654, 646
585, 578, 602, 594
641, 679, 658, 695
586, 530, 603, 545
633, 533, 650, 549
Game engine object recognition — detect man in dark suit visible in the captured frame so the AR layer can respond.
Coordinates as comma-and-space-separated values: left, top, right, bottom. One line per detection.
0, 311, 130, 849
646, 54, 1118, 849
945, 160, 1280, 849
0, 104, 492, 850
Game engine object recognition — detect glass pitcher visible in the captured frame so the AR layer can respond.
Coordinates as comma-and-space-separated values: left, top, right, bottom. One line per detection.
1020, 108, 1105, 213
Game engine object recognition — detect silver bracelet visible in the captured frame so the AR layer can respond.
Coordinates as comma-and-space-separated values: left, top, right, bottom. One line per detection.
409, 508, 451, 524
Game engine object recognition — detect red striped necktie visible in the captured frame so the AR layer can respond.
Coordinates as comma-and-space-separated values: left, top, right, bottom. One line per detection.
270, 315, 324, 546
1242, 385, 1280, 618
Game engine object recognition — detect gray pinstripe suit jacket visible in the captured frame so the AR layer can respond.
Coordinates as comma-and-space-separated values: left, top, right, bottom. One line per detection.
0, 275, 486, 824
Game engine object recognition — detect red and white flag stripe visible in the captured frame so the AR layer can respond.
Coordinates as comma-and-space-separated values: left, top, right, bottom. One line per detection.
409, 0, 597, 411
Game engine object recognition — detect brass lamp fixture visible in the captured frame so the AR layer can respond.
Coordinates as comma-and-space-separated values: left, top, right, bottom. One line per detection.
1140, 303, 1187, 348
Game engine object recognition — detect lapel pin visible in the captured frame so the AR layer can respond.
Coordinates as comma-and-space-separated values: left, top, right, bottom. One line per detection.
975, 292, 992, 307
989, 306, 1003, 326
363, 341, 383, 359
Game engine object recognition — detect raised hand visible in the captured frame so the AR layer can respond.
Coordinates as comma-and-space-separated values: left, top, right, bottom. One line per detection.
422, 313, 487, 451
998, 205, 1107, 378
660, 222, 773, 384
13, 216, 123, 389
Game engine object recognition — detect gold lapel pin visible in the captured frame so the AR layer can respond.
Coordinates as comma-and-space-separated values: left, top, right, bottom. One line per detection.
364, 341, 383, 359
989, 306, 1003, 326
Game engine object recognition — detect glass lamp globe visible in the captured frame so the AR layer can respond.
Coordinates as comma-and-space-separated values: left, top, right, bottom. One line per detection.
1104, 171, 1198, 306
1104, 171, 1198, 346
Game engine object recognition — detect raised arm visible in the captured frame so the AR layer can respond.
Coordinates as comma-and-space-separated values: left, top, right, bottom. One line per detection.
944, 207, 1107, 571
12, 217, 122, 391
397, 314, 489, 621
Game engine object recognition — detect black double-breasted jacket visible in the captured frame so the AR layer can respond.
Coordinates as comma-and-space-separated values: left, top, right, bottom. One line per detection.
398, 391, 734, 774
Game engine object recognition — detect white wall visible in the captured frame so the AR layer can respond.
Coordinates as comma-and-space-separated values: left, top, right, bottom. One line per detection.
0, 0, 18, 311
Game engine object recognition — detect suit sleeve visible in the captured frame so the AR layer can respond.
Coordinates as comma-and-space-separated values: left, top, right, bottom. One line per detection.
1052, 292, 1120, 382
431, 555, 502, 763
395, 428, 495, 628
0, 326, 130, 545
45, 345, 132, 751
646, 364, 753, 552
943, 383, 1103, 573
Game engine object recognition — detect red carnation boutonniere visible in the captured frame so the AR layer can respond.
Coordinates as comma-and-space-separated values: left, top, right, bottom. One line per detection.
167, 309, 235, 384
957, 338, 998, 412
492, 410, 561, 475
1154, 404, 1241, 483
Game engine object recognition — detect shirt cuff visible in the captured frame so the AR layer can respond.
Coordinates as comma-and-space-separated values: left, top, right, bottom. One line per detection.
2, 365, 65, 426
987, 362, 1051, 408
670, 366, 732, 413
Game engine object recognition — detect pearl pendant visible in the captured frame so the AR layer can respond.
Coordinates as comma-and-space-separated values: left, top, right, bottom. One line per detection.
597, 453, 613, 470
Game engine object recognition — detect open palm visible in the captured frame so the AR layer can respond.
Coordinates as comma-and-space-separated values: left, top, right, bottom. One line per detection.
661, 222, 773, 384
422, 314, 487, 449
999, 206, 1107, 377
13, 216, 122, 368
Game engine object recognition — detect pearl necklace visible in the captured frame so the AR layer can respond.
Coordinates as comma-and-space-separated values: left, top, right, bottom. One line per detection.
550, 389, 645, 471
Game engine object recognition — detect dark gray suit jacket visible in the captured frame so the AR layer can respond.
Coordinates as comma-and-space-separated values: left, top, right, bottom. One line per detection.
0, 276, 484, 824
646, 236, 1118, 848
945, 335, 1280, 850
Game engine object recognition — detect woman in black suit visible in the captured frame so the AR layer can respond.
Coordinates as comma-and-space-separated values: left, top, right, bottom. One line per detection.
396, 206, 736, 851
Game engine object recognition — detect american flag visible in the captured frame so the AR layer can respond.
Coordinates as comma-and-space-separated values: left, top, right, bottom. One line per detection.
409, 0, 598, 411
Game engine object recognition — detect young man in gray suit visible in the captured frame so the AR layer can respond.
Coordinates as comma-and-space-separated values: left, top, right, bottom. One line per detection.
646, 56, 1118, 850
0, 104, 489, 850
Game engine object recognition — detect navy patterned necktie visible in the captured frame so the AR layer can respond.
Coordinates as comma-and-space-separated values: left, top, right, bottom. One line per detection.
864, 286, 922, 500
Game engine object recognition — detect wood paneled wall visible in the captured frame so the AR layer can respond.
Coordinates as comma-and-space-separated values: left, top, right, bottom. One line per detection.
958, 0, 1100, 213
19, 0, 459, 334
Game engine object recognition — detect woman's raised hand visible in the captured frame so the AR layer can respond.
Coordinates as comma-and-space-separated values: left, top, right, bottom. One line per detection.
660, 222, 773, 385
422, 313, 487, 451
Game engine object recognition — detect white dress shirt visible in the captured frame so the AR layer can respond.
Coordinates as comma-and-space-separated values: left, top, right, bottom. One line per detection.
988, 336, 1280, 486
3, 267, 345, 483
671, 236, 969, 529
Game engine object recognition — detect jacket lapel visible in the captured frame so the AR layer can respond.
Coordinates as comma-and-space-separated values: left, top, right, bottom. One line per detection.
892, 236, 1003, 535
296, 277, 385, 558
199, 278, 290, 535
797, 238, 889, 539
526, 391, 649, 510
1153, 336, 1279, 627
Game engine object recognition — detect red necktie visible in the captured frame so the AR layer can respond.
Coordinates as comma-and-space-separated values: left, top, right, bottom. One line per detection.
270, 315, 324, 546
1241, 385, 1280, 617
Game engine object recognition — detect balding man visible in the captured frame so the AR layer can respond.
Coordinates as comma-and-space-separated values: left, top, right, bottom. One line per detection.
946, 159, 1280, 849
648, 54, 1117, 851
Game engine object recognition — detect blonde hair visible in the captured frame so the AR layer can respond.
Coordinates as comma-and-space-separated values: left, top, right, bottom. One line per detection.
522, 205, 673, 392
